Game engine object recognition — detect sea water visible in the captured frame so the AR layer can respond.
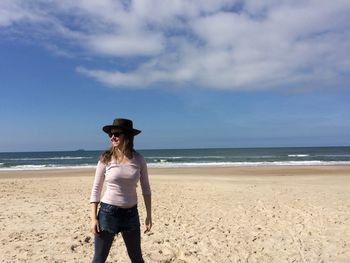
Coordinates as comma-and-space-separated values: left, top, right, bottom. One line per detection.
1, 147, 350, 171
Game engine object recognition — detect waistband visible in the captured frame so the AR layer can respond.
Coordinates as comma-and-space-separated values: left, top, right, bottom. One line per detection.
100, 202, 137, 212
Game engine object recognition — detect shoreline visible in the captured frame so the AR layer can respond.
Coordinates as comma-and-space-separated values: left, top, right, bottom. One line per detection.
1, 165, 350, 179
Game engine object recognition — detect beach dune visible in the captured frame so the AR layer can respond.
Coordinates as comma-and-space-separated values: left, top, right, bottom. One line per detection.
0, 166, 349, 262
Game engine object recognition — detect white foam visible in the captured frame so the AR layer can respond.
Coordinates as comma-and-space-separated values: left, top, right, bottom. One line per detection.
147, 160, 350, 168
146, 156, 224, 160
2, 156, 92, 161
288, 154, 310, 157
0, 164, 96, 171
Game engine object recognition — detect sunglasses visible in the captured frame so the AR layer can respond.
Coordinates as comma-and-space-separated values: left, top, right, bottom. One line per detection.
108, 131, 124, 138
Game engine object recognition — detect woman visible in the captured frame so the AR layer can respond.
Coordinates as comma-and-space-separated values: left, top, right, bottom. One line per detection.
90, 118, 152, 263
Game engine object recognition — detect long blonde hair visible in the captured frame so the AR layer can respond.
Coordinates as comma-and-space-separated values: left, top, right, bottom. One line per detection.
100, 132, 135, 164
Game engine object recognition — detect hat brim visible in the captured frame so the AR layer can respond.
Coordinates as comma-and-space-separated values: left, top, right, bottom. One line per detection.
102, 125, 141, 136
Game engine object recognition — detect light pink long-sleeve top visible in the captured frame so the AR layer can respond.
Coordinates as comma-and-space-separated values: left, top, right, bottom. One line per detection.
90, 152, 151, 207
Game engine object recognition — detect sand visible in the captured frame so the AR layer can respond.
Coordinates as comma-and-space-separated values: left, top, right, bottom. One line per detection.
0, 166, 349, 263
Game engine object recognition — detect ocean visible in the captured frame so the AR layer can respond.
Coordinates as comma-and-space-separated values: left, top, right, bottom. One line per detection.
1, 146, 350, 171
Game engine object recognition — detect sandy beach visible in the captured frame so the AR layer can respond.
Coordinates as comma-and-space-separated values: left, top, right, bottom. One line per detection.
0, 166, 349, 263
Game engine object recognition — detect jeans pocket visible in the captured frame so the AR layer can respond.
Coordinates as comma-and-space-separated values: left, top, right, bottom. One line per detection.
99, 202, 115, 214
98, 204, 120, 234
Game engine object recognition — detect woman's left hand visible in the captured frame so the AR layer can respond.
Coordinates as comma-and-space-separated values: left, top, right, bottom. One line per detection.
144, 216, 152, 234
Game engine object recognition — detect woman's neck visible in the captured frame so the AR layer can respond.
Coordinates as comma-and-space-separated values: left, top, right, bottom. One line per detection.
113, 147, 132, 163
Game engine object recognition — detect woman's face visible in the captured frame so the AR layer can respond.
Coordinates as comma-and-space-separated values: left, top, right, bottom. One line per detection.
109, 129, 125, 149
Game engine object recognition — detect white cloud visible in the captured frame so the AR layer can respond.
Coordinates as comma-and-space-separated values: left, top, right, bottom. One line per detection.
86, 33, 164, 56
76, 66, 147, 87
0, 0, 48, 26
1, 0, 350, 90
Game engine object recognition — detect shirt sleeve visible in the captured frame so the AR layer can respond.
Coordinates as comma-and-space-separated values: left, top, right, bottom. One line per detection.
139, 155, 151, 196
90, 161, 106, 203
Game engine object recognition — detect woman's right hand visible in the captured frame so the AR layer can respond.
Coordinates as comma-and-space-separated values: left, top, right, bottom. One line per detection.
90, 219, 100, 235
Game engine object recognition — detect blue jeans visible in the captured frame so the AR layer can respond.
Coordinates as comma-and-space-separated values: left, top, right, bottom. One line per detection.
92, 202, 144, 263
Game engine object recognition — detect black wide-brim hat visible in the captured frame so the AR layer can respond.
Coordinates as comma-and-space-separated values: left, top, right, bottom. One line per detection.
102, 118, 141, 136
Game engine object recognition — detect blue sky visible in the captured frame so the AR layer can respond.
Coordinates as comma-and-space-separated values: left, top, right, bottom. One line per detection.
1, 0, 350, 152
